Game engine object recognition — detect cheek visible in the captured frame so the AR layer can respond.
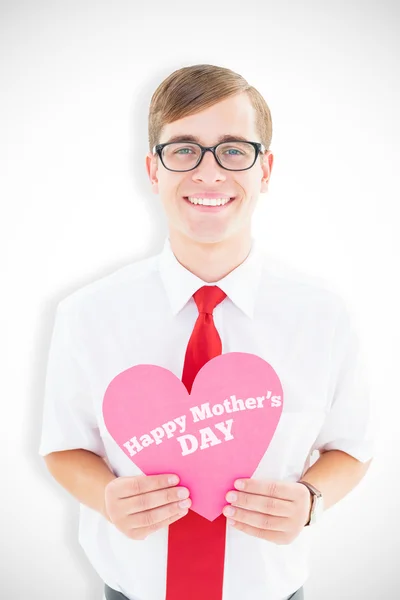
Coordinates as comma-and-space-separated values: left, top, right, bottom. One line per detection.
158, 183, 181, 205
235, 176, 255, 196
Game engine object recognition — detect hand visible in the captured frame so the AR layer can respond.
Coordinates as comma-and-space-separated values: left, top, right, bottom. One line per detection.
104, 474, 191, 540
222, 478, 312, 544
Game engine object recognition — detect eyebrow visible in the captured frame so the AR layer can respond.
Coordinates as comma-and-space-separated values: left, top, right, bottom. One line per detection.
163, 134, 251, 145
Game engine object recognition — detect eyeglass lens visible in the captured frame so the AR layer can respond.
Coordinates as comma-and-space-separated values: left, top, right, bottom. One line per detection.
161, 142, 256, 171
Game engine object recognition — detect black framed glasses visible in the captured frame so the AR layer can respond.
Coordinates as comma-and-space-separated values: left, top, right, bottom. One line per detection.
152, 140, 266, 172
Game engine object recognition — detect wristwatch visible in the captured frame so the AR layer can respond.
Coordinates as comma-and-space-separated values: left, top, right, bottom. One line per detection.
298, 480, 324, 526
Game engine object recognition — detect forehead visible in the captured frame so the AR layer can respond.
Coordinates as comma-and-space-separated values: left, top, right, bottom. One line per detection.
160, 92, 258, 145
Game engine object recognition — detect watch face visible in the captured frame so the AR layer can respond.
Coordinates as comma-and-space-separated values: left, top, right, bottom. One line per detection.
311, 496, 324, 523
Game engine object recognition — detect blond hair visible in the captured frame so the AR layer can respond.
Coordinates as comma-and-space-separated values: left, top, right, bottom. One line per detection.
148, 64, 272, 153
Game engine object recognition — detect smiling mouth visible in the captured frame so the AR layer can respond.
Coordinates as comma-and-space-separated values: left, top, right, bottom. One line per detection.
183, 196, 235, 207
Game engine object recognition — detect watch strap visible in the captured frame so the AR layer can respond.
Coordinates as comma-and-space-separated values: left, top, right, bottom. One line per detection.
298, 480, 322, 526
298, 480, 322, 498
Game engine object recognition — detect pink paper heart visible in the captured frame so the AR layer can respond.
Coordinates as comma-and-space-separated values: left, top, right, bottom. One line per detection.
103, 352, 283, 521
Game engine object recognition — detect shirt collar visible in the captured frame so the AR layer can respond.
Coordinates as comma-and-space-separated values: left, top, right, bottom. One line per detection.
158, 235, 265, 319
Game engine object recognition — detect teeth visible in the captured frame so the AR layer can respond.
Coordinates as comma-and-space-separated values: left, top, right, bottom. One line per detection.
187, 197, 232, 206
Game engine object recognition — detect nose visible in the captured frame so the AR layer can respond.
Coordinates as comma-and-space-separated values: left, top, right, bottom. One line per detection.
192, 149, 226, 181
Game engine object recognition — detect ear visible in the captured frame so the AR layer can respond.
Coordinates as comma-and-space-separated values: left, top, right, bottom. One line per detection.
260, 151, 273, 193
146, 152, 159, 195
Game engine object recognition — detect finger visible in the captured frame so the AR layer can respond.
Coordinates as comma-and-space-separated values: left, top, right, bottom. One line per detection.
129, 507, 190, 539
113, 474, 180, 499
223, 505, 288, 532
226, 518, 287, 543
225, 490, 293, 517
234, 478, 295, 502
122, 486, 190, 515
127, 498, 192, 530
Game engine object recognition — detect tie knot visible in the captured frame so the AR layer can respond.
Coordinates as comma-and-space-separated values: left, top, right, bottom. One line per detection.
193, 285, 227, 315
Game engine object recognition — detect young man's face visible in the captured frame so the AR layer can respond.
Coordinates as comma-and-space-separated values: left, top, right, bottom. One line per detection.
146, 91, 273, 245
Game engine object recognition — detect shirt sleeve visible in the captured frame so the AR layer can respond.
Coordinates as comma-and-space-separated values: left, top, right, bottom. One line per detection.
311, 297, 378, 463
38, 300, 106, 458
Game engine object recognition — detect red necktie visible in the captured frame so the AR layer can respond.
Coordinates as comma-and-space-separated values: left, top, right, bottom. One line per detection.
165, 285, 228, 600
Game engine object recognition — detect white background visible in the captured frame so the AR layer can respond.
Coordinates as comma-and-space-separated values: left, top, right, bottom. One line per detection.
1, 1, 399, 598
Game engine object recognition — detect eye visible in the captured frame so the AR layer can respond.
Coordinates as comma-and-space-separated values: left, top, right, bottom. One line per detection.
175, 147, 194, 154
224, 148, 243, 155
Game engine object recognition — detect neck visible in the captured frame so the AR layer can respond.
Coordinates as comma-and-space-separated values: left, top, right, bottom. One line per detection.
168, 229, 253, 283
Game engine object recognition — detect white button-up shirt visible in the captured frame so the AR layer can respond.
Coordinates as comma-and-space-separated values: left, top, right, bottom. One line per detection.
39, 235, 375, 600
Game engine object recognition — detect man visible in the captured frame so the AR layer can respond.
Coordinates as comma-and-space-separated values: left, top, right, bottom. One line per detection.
39, 64, 374, 600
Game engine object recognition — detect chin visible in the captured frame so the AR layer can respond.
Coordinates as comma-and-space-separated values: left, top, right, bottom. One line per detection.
185, 229, 233, 245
